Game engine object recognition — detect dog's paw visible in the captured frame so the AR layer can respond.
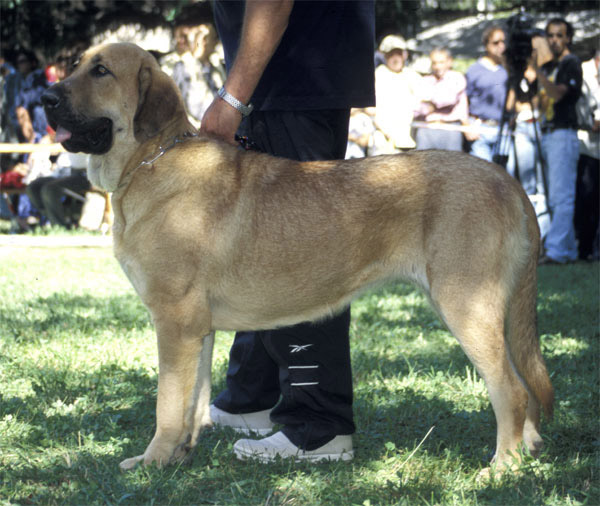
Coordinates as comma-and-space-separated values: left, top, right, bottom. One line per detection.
523, 431, 544, 458
119, 433, 194, 471
119, 454, 145, 471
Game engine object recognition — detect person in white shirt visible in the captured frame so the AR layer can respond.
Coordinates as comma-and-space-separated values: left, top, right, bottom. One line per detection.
370, 35, 422, 155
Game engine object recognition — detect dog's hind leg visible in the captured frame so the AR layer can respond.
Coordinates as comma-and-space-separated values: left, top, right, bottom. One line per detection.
190, 331, 215, 447
429, 278, 531, 473
503, 247, 553, 459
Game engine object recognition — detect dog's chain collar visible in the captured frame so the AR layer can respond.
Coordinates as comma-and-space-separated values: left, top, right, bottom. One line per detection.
116, 131, 198, 191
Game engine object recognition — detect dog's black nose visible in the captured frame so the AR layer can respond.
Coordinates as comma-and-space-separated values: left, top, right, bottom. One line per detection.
41, 89, 61, 109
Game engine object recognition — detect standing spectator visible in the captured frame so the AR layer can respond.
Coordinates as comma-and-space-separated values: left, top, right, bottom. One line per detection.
503, 35, 553, 240
201, 0, 375, 462
371, 35, 422, 155
505, 62, 541, 196
575, 49, 599, 261
162, 21, 224, 126
414, 48, 468, 151
162, 22, 202, 123
186, 23, 225, 123
465, 26, 508, 161
536, 18, 582, 265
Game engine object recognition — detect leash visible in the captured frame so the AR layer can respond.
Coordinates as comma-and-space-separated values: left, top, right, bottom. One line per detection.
116, 131, 198, 191
235, 134, 262, 152
116, 132, 259, 192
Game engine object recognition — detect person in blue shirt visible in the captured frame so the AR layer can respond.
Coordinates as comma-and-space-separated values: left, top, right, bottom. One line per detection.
465, 26, 508, 162
200, 0, 375, 463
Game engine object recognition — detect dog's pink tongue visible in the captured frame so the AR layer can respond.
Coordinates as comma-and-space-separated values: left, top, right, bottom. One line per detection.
55, 126, 72, 143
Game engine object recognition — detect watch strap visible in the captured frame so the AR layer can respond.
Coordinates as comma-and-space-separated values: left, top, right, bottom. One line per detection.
218, 87, 254, 117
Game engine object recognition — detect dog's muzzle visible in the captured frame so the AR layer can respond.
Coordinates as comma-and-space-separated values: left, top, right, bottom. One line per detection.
42, 86, 113, 155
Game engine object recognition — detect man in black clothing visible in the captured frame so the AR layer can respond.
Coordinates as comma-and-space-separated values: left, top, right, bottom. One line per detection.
535, 18, 582, 264
200, 0, 375, 462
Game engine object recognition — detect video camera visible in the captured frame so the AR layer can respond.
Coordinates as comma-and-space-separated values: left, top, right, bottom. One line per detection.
504, 11, 539, 79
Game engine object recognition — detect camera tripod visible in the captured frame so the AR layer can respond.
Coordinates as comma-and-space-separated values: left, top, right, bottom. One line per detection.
492, 73, 552, 225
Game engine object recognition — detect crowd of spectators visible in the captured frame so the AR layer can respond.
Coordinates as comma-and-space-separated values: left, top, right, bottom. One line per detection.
0, 15, 597, 263
0, 44, 90, 231
347, 20, 598, 264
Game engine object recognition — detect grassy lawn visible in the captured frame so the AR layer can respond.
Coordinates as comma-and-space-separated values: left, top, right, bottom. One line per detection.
0, 242, 598, 505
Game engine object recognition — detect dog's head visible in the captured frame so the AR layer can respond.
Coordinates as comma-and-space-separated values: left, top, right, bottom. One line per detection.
42, 42, 193, 190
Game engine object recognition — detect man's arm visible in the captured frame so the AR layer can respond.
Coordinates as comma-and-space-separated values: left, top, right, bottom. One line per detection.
200, 0, 294, 143
532, 49, 570, 102
535, 69, 569, 101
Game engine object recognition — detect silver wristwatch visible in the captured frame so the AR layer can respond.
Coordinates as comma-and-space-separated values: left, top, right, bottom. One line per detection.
218, 87, 254, 117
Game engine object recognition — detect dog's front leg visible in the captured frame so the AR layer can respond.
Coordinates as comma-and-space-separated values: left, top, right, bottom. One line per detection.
119, 310, 213, 470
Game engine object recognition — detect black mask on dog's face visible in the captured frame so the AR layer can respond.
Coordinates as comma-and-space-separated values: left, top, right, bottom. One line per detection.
42, 85, 113, 154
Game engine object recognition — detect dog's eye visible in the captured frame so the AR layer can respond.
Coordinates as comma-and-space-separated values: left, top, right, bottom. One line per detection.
91, 64, 110, 77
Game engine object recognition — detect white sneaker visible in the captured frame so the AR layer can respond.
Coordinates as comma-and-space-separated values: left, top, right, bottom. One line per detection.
233, 431, 354, 462
210, 404, 275, 435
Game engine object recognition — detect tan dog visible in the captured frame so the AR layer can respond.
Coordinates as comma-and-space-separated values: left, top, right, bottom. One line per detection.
42, 43, 554, 474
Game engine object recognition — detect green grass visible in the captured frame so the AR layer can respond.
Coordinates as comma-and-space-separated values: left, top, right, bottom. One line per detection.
0, 244, 598, 505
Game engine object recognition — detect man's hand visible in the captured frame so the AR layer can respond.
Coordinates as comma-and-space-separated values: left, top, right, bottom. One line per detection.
200, 0, 294, 145
200, 97, 242, 145
532, 47, 569, 102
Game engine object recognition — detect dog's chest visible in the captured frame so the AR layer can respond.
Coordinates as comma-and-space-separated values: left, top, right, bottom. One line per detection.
115, 248, 149, 300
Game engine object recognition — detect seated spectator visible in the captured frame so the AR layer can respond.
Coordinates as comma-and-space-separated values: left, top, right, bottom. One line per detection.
4, 49, 50, 231
346, 108, 375, 159
465, 26, 508, 161
1, 53, 18, 145
26, 145, 90, 229
8, 45, 87, 231
371, 35, 422, 155
2, 52, 23, 147
414, 48, 468, 151
1, 128, 47, 231
14, 49, 49, 143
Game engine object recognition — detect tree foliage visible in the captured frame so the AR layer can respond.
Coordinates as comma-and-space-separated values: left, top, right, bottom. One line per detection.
0, 0, 597, 62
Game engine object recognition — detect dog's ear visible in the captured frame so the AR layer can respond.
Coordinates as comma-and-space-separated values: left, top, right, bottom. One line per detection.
134, 65, 184, 142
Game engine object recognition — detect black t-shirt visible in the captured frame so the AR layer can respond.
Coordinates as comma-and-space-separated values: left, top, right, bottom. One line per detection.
540, 53, 582, 129
213, 0, 375, 111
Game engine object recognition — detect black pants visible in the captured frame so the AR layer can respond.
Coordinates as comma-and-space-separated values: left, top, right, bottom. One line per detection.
574, 153, 599, 260
213, 109, 355, 451
26, 171, 90, 228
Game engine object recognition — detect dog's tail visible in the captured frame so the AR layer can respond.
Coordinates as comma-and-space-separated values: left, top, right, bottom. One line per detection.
505, 198, 554, 419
